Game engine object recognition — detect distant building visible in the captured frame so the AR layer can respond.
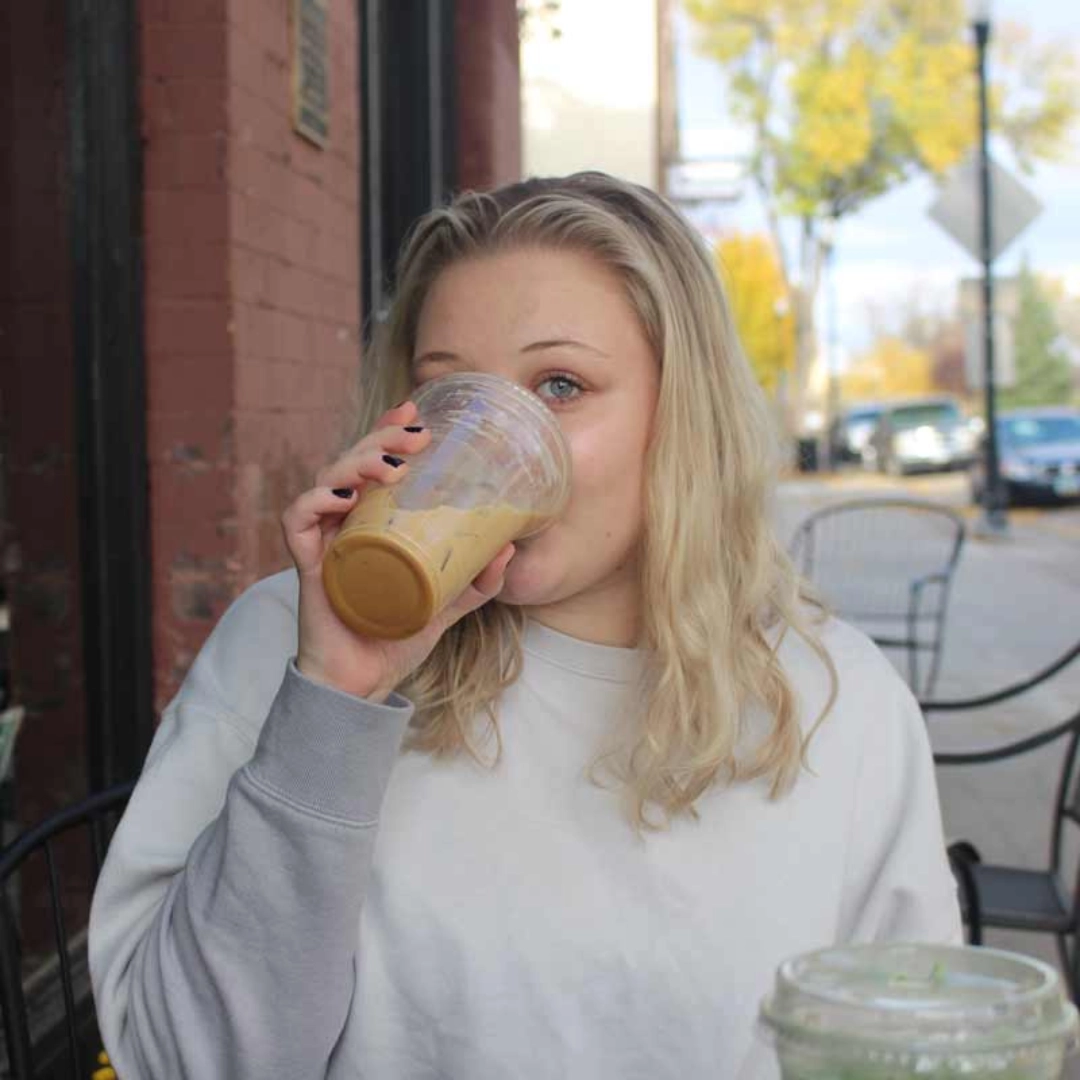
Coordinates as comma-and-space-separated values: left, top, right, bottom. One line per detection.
521, 0, 659, 188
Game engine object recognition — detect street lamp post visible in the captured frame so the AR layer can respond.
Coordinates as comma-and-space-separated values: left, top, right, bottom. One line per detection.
820, 218, 841, 472
972, 0, 1008, 533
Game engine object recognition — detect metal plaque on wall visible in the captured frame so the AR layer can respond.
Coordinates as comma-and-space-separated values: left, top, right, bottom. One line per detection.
292, 0, 330, 148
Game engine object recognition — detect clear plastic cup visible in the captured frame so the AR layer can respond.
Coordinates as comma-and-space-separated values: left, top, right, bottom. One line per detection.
759, 943, 1079, 1080
323, 372, 572, 639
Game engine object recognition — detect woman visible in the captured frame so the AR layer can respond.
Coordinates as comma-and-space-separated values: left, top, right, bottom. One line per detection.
90, 172, 960, 1079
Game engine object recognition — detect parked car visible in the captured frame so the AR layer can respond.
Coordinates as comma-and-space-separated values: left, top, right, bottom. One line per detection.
970, 407, 1080, 505
828, 404, 884, 467
869, 397, 978, 476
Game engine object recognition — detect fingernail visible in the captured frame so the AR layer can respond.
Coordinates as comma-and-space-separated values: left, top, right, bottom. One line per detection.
404, 425, 424, 433
332, 487, 354, 498
382, 454, 404, 468
393, 400, 408, 409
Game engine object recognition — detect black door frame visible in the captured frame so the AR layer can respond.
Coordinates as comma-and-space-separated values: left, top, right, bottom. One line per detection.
67, 0, 154, 790
360, 0, 457, 324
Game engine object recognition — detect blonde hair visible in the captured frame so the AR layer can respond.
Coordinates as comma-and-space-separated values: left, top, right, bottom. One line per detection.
357, 172, 837, 830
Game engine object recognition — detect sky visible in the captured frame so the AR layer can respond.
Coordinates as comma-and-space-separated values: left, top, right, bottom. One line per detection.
674, 0, 1080, 367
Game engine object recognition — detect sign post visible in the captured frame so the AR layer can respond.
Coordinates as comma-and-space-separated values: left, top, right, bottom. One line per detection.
928, 139, 1041, 534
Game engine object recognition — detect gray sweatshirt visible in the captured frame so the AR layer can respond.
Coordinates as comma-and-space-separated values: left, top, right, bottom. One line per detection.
89, 570, 960, 1079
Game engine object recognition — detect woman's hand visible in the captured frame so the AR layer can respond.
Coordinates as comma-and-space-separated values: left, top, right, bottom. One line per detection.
281, 401, 515, 701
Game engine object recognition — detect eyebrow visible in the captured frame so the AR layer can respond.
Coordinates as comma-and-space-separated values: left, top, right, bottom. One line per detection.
521, 338, 610, 357
412, 338, 609, 367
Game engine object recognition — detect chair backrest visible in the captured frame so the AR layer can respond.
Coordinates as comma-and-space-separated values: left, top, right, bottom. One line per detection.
925, 638, 1080, 925
1051, 721, 1080, 883
790, 498, 966, 623
0, 781, 134, 1080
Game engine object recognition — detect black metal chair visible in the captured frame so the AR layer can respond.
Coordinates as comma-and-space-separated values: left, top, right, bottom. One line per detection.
790, 498, 966, 698
924, 638, 1080, 999
0, 781, 134, 1079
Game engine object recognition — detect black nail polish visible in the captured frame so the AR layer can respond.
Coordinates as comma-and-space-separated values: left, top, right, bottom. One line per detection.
404, 425, 424, 433
332, 487, 354, 498
383, 454, 404, 468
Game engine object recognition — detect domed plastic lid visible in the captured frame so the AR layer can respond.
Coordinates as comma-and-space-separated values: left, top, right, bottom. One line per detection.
760, 944, 1079, 1065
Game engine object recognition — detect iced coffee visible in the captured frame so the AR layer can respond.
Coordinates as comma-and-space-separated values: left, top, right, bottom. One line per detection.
323, 373, 571, 639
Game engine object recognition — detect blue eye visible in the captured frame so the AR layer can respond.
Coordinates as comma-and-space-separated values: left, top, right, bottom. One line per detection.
536, 374, 583, 403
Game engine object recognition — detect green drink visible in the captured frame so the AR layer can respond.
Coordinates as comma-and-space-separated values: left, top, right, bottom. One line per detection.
759, 944, 1078, 1080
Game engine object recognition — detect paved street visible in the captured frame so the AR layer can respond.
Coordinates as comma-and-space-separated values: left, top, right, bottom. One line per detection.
777, 469, 1080, 996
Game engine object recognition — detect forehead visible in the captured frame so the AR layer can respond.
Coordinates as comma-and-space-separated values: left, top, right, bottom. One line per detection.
414, 248, 640, 346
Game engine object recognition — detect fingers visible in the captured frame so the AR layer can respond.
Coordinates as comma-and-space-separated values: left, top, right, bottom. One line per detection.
473, 543, 517, 597
316, 425, 431, 490
281, 486, 360, 574
372, 422, 431, 459
373, 400, 418, 431
441, 544, 516, 629
316, 444, 413, 493
290, 404, 429, 576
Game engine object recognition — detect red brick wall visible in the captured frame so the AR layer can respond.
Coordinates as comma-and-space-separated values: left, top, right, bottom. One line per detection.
456, 0, 522, 191
139, 0, 521, 711
227, 0, 361, 600
0, 1, 96, 959
139, 0, 235, 708
0, 1, 88, 823
140, 0, 361, 710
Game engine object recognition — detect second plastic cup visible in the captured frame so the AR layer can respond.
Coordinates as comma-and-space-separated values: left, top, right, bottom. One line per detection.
759, 942, 1079, 1080
322, 372, 572, 639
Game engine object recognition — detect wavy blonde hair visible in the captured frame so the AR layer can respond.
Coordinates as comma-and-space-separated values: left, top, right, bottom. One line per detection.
356, 172, 837, 830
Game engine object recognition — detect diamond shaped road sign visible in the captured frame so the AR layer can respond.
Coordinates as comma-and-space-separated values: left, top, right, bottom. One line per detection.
928, 151, 1042, 264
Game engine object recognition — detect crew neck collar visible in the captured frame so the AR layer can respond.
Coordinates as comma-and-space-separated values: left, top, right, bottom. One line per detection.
522, 619, 645, 684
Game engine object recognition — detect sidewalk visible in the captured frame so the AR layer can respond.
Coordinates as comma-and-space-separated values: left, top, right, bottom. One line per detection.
777, 472, 1080, 1002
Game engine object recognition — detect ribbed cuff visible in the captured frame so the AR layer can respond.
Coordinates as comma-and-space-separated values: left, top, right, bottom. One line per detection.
246, 661, 414, 823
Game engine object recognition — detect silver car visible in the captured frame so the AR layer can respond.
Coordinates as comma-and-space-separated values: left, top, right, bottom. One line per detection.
870, 398, 978, 476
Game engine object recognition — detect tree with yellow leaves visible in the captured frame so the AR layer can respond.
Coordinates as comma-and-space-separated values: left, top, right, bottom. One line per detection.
841, 337, 935, 401
684, 0, 1078, 435
715, 232, 794, 394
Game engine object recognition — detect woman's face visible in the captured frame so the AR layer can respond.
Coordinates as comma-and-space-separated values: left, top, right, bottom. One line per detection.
412, 247, 660, 637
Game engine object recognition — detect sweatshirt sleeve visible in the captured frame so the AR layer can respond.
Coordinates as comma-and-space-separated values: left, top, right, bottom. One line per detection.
837, 665, 963, 946
89, 576, 414, 1079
